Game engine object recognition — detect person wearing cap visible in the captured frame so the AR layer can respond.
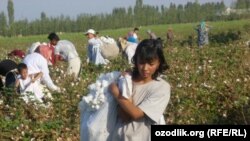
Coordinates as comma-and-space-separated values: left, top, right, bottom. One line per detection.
147, 29, 157, 40
54, 40, 81, 78
84, 29, 108, 65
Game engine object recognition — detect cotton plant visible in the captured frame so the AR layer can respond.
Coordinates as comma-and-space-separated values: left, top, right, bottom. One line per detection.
19, 91, 49, 108
81, 71, 121, 112
0, 99, 3, 105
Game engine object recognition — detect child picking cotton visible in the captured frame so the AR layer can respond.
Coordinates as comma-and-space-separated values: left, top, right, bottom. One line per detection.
15, 63, 44, 104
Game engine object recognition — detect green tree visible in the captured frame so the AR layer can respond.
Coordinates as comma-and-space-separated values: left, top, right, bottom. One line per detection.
4, 0, 248, 36
234, 0, 250, 9
7, 0, 15, 36
7, 0, 14, 25
0, 12, 8, 36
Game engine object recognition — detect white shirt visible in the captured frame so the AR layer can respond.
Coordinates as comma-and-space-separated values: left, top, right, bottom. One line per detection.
87, 38, 108, 65
23, 52, 58, 91
17, 75, 44, 103
55, 40, 79, 61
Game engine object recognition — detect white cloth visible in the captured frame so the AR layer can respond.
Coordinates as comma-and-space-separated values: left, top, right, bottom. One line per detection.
125, 42, 138, 64
23, 53, 59, 91
18, 75, 44, 103
79, 71, 132, 141
55, 40, 79, 61
67, 57, 81, 78
118, 74, 132, 99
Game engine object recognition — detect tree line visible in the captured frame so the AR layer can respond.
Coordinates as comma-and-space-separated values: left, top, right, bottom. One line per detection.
0, 0, 249, 37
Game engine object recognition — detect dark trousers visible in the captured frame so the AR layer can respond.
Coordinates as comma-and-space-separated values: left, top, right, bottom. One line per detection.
0, 59, 17, 76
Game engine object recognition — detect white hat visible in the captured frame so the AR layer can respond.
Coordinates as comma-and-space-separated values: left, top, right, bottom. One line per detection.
84, 29, 96, 35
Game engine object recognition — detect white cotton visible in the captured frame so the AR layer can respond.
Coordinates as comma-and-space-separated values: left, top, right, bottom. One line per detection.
96, 80, 102, 87
79, 71, 133, 141
95, 105, 100, 110
101, 80, 109, 87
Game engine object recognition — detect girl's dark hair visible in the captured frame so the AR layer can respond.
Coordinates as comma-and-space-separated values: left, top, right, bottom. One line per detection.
17, 63, 27, 73
132, 39, 169, 80
48, 32, 60, 41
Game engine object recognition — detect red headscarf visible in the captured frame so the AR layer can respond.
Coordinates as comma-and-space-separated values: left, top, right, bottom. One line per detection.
8, 50, 26, 59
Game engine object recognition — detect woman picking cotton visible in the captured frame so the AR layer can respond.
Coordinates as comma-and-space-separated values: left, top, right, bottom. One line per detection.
80, 39, 171, 141
110, 39, 171, 141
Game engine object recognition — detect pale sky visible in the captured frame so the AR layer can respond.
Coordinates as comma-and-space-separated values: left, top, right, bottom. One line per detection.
0, 0, 234, 21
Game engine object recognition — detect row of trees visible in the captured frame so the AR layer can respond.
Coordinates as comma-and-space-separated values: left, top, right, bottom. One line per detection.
0, 0, 250, 37
234, 0, 250, 9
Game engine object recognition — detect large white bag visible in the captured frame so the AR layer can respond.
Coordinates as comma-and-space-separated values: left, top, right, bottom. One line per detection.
79, 71, 132, 141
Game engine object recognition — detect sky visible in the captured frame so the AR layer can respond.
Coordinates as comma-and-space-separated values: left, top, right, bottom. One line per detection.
0, 0, 235, 21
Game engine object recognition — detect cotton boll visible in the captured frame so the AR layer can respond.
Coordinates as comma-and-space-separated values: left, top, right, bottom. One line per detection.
101, 80, 109, 87
92, 99, 98, 105
99, 88, 105, 95
236, 79, 240, 82
88, 84, 96, 90
0, 100, 3, 105
80, 71, 123, 112
99, 94, 105, 102
83, 95, 93, 103
244, 78, 248, 82
95, 105, 100, 110
177, 84, 182, 88
21, 131, 25, 136
96, 80, 102, 87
